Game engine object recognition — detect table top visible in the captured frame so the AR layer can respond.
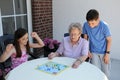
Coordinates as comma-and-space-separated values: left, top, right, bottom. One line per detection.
5, 57, 108, 80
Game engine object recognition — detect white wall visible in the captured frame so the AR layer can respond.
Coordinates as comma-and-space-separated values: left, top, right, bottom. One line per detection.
53, 0, 120, 60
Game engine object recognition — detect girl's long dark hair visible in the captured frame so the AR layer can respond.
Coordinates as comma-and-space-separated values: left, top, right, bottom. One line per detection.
14, 28, 30, 57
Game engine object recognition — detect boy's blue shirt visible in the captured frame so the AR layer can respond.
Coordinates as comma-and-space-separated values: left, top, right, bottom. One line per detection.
83, 20, 111, 54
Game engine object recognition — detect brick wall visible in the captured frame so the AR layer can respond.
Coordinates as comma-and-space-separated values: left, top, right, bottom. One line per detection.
32, 0, 53, 56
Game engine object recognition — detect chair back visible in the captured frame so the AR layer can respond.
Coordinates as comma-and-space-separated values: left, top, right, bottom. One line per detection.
64, 33, 69, 37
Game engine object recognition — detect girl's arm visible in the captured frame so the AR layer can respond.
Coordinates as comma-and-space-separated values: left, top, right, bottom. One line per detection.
0, 44, 14, 62
29, 32, 44, 48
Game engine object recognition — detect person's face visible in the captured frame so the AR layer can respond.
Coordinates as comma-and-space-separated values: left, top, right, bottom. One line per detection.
88, 19, 100, 28
70, 28, 81, 43
18, 33, 28, 46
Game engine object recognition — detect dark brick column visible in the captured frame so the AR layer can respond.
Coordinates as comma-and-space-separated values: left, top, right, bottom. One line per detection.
32, 0, 53, 56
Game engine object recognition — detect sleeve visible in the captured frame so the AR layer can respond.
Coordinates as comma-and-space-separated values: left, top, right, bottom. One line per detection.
56, 39, 64, 55
103, 24, 111, 38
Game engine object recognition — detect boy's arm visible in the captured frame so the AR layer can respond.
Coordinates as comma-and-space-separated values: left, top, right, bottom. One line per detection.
104, 36, 112, 64
83, 34, 92, 58
106, 36, 112, 53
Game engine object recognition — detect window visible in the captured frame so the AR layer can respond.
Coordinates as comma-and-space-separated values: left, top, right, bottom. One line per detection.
0, 0, 28, 35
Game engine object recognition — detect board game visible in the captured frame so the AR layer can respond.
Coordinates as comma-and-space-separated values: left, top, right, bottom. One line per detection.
36, 61, 69, 75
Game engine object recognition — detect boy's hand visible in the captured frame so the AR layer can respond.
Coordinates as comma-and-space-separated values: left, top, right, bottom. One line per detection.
88, 52, 92, 59
103, 54, 109, 64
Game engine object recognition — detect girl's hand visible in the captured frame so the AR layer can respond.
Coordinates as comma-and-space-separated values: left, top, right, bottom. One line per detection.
6, 44, 14, 53
0, 44, 14, 62
31, 32, 39, 38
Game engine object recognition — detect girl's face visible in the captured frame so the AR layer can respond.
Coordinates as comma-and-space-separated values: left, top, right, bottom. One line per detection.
18, 33, 28, 46
70, 28, 81, 43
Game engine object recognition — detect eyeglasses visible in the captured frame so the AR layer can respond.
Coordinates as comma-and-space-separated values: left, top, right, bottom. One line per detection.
70, 33, 80, 37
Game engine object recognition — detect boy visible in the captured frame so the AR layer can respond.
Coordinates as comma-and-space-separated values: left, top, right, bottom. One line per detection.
83, 9, 112, 78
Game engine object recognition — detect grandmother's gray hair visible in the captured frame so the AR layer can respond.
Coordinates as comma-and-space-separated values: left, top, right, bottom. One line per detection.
69, 23, 82, 34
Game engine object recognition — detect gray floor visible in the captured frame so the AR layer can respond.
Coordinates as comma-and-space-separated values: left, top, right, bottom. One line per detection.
110, 58, 120, 80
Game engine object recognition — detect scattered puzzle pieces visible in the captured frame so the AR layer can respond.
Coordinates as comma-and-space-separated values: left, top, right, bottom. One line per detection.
36, 61, 69, 75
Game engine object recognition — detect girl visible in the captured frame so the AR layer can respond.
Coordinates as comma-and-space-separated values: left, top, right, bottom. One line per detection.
0, 28, 44, 77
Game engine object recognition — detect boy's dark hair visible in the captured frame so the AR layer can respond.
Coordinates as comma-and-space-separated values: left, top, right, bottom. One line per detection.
86, 9, 99, 21
14, 28, 30, 57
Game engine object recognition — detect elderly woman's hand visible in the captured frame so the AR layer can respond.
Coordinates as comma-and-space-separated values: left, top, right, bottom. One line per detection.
48, 52, 57, 59
72, 60, 81, 68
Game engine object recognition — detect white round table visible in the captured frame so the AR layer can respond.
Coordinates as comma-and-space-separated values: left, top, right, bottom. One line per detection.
5, 57, 108, 80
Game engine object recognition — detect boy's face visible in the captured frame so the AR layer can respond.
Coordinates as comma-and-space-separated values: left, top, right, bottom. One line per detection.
87, 18, 100, 28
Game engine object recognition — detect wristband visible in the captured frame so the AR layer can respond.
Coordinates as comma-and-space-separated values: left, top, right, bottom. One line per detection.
105, 51, 110, 54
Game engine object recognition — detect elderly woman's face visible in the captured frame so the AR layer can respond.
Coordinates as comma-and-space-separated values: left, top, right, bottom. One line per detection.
70, 28, 81, 42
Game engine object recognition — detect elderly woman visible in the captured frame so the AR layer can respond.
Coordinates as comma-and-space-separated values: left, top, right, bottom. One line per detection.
48, 23, 89, 68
